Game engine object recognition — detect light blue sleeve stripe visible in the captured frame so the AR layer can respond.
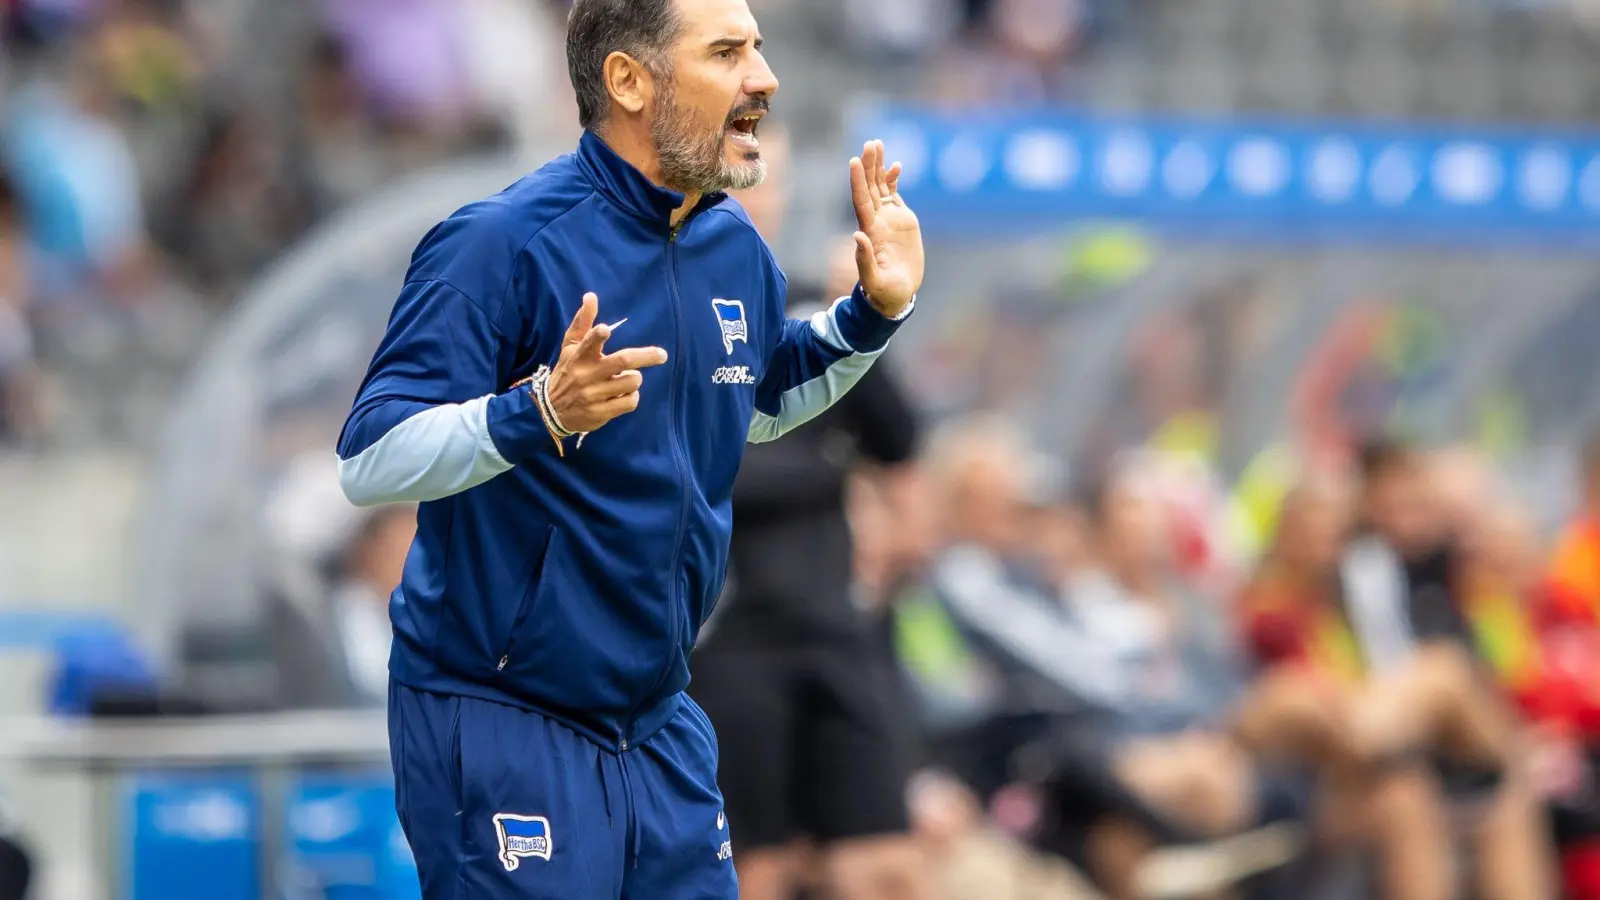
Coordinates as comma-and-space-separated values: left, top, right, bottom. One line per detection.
337, 394, 514, 506
747, 295, 901, 443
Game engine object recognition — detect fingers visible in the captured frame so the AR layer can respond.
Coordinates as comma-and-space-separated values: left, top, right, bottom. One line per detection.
886, 160, 903, 195
597, 345, 669, 377
578, 369, 645, 403
607, 370, 644, 397
872, 140, 891, 197
863, 140, 883, 207
592, 392, 642, 420
850, 155, 874, 229
564, 293, 599, 346
573, 319, 612, 360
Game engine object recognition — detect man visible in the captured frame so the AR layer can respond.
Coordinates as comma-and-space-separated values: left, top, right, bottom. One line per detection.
1342, 440, 1555, 899
690, 230, 926, 900
335, 0, 925, 898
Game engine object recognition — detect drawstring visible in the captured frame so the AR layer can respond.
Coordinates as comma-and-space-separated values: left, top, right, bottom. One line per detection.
597, 751, 614, 826
619, 748, 642, 868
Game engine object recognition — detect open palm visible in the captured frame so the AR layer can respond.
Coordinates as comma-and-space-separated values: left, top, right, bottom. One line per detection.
850, 140, 925, 319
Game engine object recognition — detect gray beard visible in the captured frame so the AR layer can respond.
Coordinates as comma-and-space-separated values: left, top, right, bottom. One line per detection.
652, 91, 767, 195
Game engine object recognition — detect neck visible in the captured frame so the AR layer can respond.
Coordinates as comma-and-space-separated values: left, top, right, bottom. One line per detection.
595, 123, 701, 225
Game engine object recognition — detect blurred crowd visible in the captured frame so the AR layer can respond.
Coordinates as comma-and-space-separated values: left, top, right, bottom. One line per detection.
0, 0, 578, 446
9, 1, 1600, 899
254, 357, 1600, 899
836, 417, 1600, 897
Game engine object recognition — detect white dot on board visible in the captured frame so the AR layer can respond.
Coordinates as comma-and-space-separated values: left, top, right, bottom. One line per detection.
1004, 130, 1080, 191
876, 123, 930, 191
1432, 143, 1502, 206
1307, 139, 1361, 204
1101, 130, 1153, 197
1228, 138, 1290, 198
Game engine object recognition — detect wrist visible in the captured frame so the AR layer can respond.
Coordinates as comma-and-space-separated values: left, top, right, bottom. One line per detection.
862, 285, 915, 321
526, 366, 585, 457
864, 285, 915, 320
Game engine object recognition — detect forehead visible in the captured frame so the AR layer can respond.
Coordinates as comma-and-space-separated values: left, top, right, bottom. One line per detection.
671, 0, 758, 39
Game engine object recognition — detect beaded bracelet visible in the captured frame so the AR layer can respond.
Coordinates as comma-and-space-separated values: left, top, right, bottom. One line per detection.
523, 366, 588, 457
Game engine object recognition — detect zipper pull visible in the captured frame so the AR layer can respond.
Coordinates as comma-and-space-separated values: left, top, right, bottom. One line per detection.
497, 656, 509, 671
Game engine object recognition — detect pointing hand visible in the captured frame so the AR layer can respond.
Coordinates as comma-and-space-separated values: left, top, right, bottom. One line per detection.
544, 293, 668, 434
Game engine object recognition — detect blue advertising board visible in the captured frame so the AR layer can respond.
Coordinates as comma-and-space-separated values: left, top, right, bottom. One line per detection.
126, 772, 259, 900
284, 770, 419, 900
853, 105, 1600, 245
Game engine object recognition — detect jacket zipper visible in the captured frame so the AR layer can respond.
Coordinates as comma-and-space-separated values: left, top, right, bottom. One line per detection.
623, 221, 694, 750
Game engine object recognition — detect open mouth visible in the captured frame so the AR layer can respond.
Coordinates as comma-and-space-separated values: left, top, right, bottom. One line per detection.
726, 113, 762, 149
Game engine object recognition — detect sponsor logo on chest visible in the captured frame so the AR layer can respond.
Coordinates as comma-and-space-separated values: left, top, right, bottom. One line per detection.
712, 365, 757, 385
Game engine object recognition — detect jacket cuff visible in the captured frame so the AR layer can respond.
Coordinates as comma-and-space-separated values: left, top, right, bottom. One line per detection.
486, 384, 554, 464
835, 283, 915, 353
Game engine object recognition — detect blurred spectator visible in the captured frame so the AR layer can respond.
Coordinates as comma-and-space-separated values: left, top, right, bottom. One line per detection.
0, 169, 46, 442
0, 808, 29, 900
317, 0, 474, 134
263, 453, 414, 711
1242, 457, 1557, 899
923, 433, 1261, 897
4, 42, 147, 298
928, 0, 1096, 106
265, 498, 415, 712
295, 32, 390, 221
1239, 473, 1464, 900
168, 103, 306, 295
89, 0, 202, 116
328, 503, 417, 707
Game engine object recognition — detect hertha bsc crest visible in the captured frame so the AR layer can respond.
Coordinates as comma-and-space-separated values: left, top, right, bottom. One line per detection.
493, 813, 553, 870
712, 299, 748, 355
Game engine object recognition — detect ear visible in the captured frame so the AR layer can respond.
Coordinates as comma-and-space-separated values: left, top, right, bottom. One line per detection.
603, 51, 650, 117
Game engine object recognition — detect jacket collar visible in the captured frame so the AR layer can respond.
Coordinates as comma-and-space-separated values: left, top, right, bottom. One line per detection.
577, 130, 726, 231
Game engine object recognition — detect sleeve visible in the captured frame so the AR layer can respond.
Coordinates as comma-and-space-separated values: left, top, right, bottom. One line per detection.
931, 549, 1123, 709
747, 283, 914, 444
335, 279, 552, 507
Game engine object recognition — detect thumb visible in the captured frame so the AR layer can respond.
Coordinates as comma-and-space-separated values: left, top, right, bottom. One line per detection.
564, 293, 599, 347
853, 232, 880, 285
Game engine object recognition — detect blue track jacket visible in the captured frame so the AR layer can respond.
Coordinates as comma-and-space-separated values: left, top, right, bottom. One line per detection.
336, 132, 911, 751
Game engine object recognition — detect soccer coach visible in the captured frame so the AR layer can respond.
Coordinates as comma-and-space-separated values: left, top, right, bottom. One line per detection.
334, 0, 924, 897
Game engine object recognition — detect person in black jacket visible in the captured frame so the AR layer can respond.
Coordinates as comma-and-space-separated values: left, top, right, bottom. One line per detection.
0, 799, 31, 900
691, 227, 926, 899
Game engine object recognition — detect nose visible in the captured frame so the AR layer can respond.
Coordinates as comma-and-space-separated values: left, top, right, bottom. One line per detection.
745, 53, 778, 100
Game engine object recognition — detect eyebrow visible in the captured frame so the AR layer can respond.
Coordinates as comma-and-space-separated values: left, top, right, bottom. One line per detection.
708, 35, 762, 51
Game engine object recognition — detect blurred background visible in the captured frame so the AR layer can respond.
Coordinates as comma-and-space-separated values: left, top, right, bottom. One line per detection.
5, 0, 1600, 898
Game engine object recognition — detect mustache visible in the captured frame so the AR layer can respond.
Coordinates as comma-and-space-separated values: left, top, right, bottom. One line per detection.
725, 98, 771, 125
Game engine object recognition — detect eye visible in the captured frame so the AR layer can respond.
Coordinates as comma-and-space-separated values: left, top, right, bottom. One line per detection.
715, 48, 736, 60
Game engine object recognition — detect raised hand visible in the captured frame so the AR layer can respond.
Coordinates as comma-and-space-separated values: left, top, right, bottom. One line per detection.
849, 139, 925, 319
545, 293, 668, 435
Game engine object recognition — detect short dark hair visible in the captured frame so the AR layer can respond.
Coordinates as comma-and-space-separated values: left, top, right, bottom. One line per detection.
566, 0, 684, 132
